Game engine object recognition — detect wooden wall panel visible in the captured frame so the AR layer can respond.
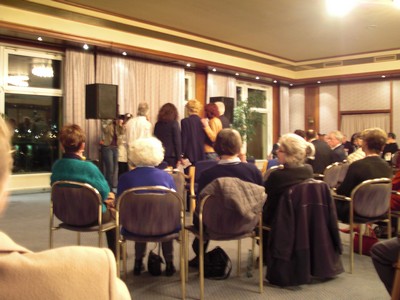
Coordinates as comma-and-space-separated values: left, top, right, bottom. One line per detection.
304, 86, 319, 132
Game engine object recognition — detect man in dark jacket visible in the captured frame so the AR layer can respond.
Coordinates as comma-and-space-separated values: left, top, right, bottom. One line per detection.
306, 129, 333, 174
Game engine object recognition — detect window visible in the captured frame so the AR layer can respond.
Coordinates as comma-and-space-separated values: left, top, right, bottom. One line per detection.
236, 82, 272, 160
1, 46, 62, 174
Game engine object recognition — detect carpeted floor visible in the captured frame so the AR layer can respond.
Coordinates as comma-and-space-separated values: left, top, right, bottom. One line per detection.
0, 192, 390, 300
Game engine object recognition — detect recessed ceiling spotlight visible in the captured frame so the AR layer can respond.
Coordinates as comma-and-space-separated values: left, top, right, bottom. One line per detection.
326, 0, 357, 17
290, 83, 293, 86
381, 75, 386, 78
122, 52, 127, 56
273, 80, 277, 83
212, 68, 217, 72
394, 0, 400, 9
37, 37, 43, 41
317, 81, 321, 84
186, 63, 191, 67
83, 44, 89, 50
255, 76, 260, 80
235, 73, 239, 76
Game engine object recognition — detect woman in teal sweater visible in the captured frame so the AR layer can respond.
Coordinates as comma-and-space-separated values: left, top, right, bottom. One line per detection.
50, 124, 116, 255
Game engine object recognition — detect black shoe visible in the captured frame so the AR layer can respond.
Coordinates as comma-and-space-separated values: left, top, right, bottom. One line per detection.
133, 259, 144, 276
189, 256, 199, 268
165, 261, 176, 277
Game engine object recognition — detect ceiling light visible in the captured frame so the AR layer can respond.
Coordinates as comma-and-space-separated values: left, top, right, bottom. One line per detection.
37, 37, 43, 41
256, 76, 260, 80
317, 81, 322, 84
235, 73, 239, 76
83, 44, 89, 50
212, 68, 216, 72
394, 0, 400, 9
122, 52, 127, 56
326, 0, 357, 17
273, 80, 277, 83
381, 75, 386, 78
290, 83, 293, 86
186, 63, 191, 67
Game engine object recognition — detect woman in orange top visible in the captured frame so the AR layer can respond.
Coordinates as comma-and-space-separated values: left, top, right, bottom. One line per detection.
201, 103, 223, 160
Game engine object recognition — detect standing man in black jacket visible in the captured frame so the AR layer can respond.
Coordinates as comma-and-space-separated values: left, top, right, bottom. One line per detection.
306, 129, 333, 174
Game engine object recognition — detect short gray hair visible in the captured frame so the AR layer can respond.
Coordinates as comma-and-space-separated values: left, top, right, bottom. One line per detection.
137, 102, 149, 116
279, 133, 307, 166
129, 137, 164, 167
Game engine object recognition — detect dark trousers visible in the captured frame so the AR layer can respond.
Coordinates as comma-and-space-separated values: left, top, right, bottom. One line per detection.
371, 237, 400, 295
102, 209, 117, 256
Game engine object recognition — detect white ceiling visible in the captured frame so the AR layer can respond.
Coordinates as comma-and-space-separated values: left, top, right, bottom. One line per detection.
61, 0, 400, 62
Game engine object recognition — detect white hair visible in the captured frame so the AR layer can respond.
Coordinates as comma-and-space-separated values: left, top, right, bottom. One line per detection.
215, 101, 225, 115
279, 133, 308, 166
129, 137, 164, 167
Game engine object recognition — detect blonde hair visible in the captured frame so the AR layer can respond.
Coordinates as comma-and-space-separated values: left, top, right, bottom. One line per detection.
128, 137, 164, 167
185, 99, 202, 115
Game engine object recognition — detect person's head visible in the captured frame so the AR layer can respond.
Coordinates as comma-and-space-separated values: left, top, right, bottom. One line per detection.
214, 128, 242, 157
294, 129, 306, 139
185, 99, 202, 115
137, 102, 149, 117
214, 101, 225, 115
124, 113, 133, 124
327, 130, 344, 149
306, 129, 317, 141
157, 103, 178, 122
0, 117, 13, 214
388, 132, 396, 141
277, 133, 308, 166
360, 128, 387, 154
204, 103, 220, 119
128, 137, 164, 167
59, 124, 86, 154
351, 132, 362, 147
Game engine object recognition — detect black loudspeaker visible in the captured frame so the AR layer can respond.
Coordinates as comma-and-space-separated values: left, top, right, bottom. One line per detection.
85, 84, 118, 119
210, 96, 234, 124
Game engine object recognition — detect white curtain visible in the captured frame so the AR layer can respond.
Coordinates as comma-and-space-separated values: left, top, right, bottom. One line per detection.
96, 54, 185, 125
340, 113, 390, 137
64, 50, 101, 160
206, 73, 236, 102
64, 51, 185, 160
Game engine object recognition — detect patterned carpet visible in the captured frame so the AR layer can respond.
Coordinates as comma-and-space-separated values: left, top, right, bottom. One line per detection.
0, 192, 390, 300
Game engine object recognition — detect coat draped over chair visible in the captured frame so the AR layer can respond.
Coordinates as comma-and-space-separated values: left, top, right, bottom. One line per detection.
266, 179, 344, 286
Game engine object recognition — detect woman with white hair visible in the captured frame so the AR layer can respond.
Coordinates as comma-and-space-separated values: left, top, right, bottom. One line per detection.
117, 137, 177, 277
263, 133, 313, 223
262, 133, 313, 260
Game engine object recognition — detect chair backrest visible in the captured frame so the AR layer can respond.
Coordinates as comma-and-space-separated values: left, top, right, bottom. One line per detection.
117, 186, 183, 236
323, 162, 342, 189
198, 177, 266, 238
351, 178, 392, 218
263, 164, 283, 182
337, 161, 349, 186
51, 181, 101, 226
169, 169, 186, 200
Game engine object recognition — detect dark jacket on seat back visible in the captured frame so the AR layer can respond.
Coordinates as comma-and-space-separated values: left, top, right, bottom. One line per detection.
266, 179, 344, 286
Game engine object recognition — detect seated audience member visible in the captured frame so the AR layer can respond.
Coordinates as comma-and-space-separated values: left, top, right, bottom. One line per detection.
215, 101, 230, 128
189, 128, 263, 267
390, 158, 400, 211
50, 124, 117, 255
336, 128, 392, 222
0, 119, 130, 299
342, 134, 354, 155
382, 132, 399, 163
326, 130, 347, 163
346, 132, 365, 164
306, 129, 333, 174
117, 137, 177, 276
371, 237, 400, 295
263, 133, 313, 256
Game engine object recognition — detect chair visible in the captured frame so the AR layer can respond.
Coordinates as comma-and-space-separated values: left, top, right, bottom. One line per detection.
49, 180, 116, 249
323, 162, 343, 189
187, 160, 218, 222
392, 254, 400, 300
266, 179, 343, 286
262, 164, 283, 182
185, 177, 266, 300
116, 186, 185, 299
333, 178, 392, 273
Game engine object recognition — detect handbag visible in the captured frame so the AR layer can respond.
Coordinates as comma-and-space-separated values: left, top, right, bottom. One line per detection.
353, 225, 379, 256
147, 243, 164, 276
204, 246, 232, 280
